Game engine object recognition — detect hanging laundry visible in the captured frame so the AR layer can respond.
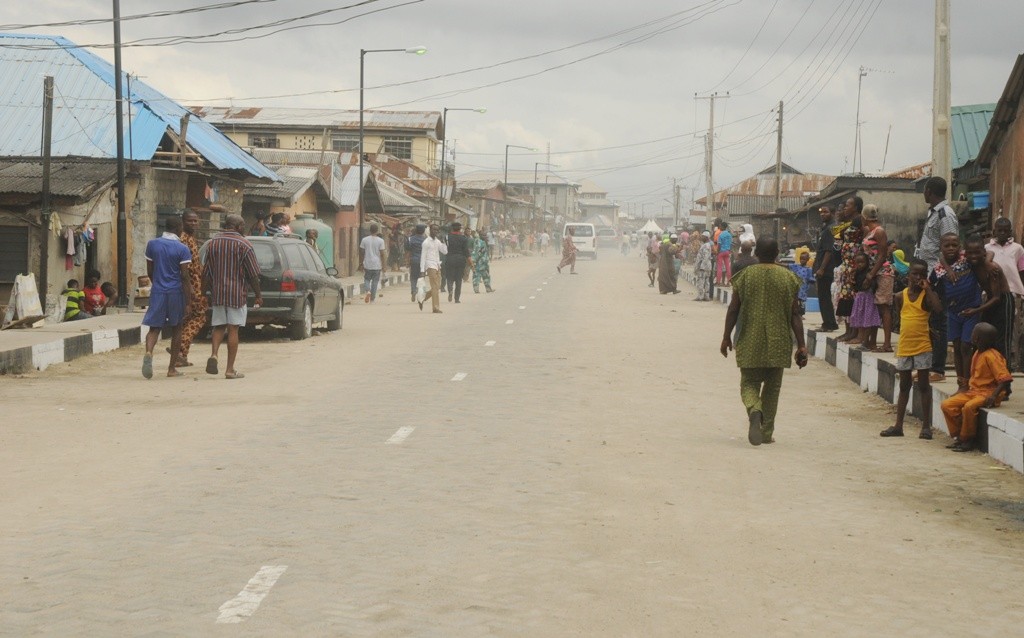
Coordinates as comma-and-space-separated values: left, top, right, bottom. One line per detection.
64, 226, 75, 270
73, 231, 87, 266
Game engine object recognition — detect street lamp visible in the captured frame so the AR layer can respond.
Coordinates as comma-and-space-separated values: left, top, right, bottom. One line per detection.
359, 45, 427, 235
503, 144, 536, 189
534, 161, 559, 226
440, 106, 486, 219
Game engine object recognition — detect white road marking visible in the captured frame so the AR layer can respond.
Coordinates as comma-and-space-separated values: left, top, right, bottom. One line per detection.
529, 296, 536, 299
451, 372, 468, 381
506, 319, 515, 325
386, 426, 416, 444
543, 281, 548, 284
519, 306, 526, 310
216, 565, 288, 624
536, 288, 542, 291
485, 340, 496, 346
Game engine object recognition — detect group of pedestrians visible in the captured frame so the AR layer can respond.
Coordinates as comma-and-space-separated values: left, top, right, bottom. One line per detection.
141, 213, 260, 380
400, 223, 495, 314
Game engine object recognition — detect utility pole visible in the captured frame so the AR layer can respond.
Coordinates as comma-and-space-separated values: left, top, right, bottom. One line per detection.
932, 0, 952, 188
852, 66, 867, 174
695, 92, 728, 228
113, 0, 128, 306
673, 178, 680, 228
775, 100, 784, 241
39, 76, 54, 308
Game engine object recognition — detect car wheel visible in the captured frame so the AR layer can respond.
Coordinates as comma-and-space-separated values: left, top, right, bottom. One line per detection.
290, 299, 313, 340
325, 294, 343, 331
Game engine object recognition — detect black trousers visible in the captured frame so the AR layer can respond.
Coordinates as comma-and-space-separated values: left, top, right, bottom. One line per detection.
446, 261, 466, 301
816, 277, 838, 329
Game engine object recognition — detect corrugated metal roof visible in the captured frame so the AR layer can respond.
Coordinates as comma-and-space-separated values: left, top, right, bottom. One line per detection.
884, 162, 932, 179
0, 33, 277, 181
696, 164, 834, 206
375, 180, 428, 211
251, 147, 344, 166
979, 55, 1024, 168
244, 165, 317, 203
458, 169, 573, 186
0, 158, 116, 198
951, 104, 996, 168
190, 106, 442, 136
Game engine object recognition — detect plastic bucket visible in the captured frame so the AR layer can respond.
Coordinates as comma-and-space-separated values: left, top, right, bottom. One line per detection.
971, 191, 990, 210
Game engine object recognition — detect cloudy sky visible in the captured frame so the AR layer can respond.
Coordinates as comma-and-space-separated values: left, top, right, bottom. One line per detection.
3, 0, 1022, 216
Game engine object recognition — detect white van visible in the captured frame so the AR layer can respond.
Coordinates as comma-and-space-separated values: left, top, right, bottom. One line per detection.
563, 223, 597, 259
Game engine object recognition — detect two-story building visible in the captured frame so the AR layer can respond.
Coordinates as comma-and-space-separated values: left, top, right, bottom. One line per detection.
190, 106, 444, 175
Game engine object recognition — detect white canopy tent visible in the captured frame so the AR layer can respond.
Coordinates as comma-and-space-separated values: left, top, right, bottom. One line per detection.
637, 219, 663, 235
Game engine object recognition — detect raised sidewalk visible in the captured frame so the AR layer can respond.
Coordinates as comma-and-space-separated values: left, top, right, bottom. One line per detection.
0, 271, 409, 375
682, 268, 1024, 475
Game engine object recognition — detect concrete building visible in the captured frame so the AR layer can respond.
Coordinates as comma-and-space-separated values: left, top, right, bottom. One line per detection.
190, 106, 443, 175
695, 164, 834, 230
457, 169, 580, 228
577, 179, 619, 228
0, 34, 276, 312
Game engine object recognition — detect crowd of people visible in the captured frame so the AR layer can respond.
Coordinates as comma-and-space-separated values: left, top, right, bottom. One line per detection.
709, 176, 1018, 454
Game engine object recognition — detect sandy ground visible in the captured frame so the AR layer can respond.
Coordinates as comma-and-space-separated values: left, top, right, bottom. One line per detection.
2, 252, 1024, 636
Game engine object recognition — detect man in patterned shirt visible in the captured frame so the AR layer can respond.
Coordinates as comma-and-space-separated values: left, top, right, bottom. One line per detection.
918, 176, 959, 381
175, 210, 207, 367
721, 237, 808, 446
202, 214, 262, 379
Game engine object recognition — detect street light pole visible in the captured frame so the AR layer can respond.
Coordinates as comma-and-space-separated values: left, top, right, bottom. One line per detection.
440, 106, 485, 220
534, 161, 558, 230
358, 45, 426, 237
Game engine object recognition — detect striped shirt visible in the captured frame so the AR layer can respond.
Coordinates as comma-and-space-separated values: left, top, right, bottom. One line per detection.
202, 230, 260, 308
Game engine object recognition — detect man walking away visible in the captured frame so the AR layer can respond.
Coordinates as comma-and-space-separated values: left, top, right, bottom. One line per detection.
202, 214, 262, 379
407, 224, 426, 302
721, 237, 808, 445
557, 227, 578, 274
445, 222, 470, 303
716, 221, 733, 285
472, 229, 495, 292
814, 205, 840, 331
420, 223, 448, 313
693, 231, 713, 301
359, 223, 387, 304
177, 210, 208, 367
141, 215, 193, 379
539, 229, 550, 257
918, 176, 959, 382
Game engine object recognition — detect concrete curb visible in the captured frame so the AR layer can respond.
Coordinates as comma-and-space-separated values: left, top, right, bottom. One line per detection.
1, 325, 142, 375
681, 268, 1024, 474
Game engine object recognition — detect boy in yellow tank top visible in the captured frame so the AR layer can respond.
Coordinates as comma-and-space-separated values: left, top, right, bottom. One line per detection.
881, 259, 943, 439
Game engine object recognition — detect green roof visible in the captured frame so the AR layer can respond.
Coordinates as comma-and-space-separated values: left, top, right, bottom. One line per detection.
951, 103, 996, 168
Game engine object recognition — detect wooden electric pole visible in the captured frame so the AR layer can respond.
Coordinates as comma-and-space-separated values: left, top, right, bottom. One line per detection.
39, 76, 54, 308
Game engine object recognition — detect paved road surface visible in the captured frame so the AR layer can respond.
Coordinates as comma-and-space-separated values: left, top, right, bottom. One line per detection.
3, 253, 1024, 636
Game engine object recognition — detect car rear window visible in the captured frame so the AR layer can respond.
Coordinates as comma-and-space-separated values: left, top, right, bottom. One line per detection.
597, 229, 616, 237
252, 242, 279, 272
567, 225, 594, 237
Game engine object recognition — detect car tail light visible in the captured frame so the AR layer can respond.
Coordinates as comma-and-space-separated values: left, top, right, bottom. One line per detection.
281, 269, 297, 292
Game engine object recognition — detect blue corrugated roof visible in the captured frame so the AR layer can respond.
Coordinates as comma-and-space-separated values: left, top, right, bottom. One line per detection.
951, 103, 996, 169
0, 33, 277, 181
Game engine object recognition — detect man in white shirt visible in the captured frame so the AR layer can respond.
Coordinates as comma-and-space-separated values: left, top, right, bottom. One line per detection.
538, 230, 550, 257
359, 223, 387, 303
419, 223, 448, 313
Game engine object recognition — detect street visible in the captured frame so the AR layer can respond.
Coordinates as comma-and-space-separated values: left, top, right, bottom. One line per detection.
3, 253, 1024, 636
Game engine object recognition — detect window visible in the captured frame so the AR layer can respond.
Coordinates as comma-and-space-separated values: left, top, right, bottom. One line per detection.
382, 136, 413, 160
282, 243, 311, 273
300, 244, 326, 273
248, 133, 279, 149
550, 186, 557, 196
252, 242, 279, 273
0, 225, 29, 282
331, 135, 360, 153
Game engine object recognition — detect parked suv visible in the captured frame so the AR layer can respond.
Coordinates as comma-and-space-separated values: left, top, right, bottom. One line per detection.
242, 234, 343, 340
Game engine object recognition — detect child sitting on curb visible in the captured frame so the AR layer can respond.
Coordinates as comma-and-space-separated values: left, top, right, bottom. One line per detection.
940, 322, 1013, 452
881, 258, 942, 439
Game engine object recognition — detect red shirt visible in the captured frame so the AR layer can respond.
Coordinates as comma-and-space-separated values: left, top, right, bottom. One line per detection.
82, 284, 106, 314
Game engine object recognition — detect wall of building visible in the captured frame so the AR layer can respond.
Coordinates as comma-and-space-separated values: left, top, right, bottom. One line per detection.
268, 188, 318, 217
989, 99, 1024, 232
222, 130, 438, 173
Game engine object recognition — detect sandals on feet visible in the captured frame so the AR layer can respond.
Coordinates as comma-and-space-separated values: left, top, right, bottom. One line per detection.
880, 426, 904, 437
919, 428, 933, 440
206, 356, 218, 375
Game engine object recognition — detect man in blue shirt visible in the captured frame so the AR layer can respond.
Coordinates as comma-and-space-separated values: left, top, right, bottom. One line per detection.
141, 215, 193, 379
716, 221, 734, 285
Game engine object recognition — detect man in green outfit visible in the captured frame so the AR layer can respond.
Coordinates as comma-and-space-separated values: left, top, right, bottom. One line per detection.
720, 237, 809, 446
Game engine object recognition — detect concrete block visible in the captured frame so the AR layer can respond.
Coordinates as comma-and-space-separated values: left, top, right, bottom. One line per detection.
987, 427, 1024, 473
92, 329, 120, 354
876, 359, 896, 404
32, 339, 65, 371
859, 352, 879, 393
825, 338, 837, 366
0, 345, 34, 374
118, 326, 141, 349
64, 334, 93, 362
836, 342, 849, 375
848, 348, 862, 385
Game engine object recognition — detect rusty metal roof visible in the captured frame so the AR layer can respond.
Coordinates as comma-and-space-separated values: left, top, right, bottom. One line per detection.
696, 164, 834, 207
190, 106, 443, 137
884, 162, 931, 180
979, 54, 1024, 168
0, 158, 116, 199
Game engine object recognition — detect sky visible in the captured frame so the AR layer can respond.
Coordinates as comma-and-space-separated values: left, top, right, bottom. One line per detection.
2, 0, 1022, 217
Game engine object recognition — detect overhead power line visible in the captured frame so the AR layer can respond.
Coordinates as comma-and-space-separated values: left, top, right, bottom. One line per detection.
0, 0, 284, 31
